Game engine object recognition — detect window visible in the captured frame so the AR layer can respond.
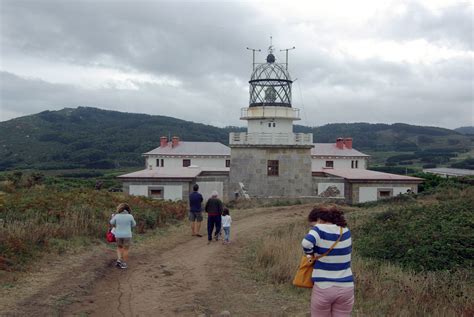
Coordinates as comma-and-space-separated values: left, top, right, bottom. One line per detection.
183, 159, 191, 167
351, 160, 358, 169
355, 160, 358, 168
268, 122, 272, 127
149, 187, 164, 199
273, 122, 276, 127
325, 161, 334, 168
156, 158, 164, 167
378, 189, 393, 199
267, 160, 279, 176
226, 159, 230, 167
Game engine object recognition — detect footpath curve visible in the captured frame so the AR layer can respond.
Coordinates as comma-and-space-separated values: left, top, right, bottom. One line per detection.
64, 205, 308, 316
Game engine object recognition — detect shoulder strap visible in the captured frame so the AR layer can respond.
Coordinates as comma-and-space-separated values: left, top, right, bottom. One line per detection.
315, 226, 343, 260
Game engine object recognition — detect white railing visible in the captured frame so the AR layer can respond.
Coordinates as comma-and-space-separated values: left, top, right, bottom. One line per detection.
229, 132, 313, 146
240, 107, 300, 120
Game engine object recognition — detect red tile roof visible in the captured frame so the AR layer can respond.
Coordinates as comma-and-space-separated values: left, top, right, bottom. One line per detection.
311, 144, 369, 157
144, 142, 230, 156
118, 167, 230, 179
322, 168, 423, 182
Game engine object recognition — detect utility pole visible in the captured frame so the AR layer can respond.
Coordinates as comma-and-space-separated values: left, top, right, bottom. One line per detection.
246, 47, 261, 71
280, 46, 296, 70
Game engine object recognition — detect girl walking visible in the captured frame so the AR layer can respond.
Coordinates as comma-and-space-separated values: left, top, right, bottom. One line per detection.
110, 203, 136, 269
221, 208, 232, 244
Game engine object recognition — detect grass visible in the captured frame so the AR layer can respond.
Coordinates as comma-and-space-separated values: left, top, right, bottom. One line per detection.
244, 188, 474, 316
0, 185, 186, 271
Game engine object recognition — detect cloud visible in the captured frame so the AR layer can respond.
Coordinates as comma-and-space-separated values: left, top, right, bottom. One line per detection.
376, 1, 473, 50
0, 0, 472, 129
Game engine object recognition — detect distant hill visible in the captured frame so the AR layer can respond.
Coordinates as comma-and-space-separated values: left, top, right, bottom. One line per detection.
455, 126, 474, 135
0, 107, 472, 170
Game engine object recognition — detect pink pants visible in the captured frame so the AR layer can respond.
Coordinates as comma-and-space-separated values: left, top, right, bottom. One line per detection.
311, 285, 354, 317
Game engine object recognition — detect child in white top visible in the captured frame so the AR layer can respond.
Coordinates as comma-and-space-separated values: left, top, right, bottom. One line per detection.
221, 208, 232, 244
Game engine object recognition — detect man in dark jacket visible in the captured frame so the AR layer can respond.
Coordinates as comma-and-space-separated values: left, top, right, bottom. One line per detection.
205, 190, 223, 244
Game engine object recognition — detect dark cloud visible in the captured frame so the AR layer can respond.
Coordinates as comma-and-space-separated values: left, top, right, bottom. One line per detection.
0, 0, 472, 129
376, 1, 473, 50
1, 0, 265, 79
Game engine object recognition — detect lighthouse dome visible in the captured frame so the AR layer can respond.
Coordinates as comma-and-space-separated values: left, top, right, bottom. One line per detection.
249, 53, 293, 108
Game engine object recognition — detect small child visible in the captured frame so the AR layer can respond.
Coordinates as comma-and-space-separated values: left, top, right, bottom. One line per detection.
221, 208, 232, 244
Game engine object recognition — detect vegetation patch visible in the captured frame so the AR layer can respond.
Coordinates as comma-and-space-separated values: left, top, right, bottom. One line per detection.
0, 185, 186, 270
244, 187, 473, 316
355, 187, 473, 272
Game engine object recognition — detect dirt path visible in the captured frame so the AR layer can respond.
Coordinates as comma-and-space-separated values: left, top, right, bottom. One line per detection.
2, 205, 310, 316
65, 206, 308, 316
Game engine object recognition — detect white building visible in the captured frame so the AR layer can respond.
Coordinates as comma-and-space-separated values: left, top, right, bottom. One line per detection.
119, 46, 422, 204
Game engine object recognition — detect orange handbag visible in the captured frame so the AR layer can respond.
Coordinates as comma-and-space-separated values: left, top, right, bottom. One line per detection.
292, 227, 343, 288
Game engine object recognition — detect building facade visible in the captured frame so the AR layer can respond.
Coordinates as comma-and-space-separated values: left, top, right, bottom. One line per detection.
118, 46, 422, 204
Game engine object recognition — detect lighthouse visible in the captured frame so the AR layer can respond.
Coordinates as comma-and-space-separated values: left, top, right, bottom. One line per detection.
229, 44, 314, 198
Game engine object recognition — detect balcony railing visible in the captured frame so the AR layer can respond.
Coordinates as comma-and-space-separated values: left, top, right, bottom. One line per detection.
229, 132, 313, 146
240, 107, 300, 120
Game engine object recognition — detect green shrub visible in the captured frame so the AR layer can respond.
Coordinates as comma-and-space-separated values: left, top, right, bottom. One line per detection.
0, 187, 186, 270
355, 187, 474, 272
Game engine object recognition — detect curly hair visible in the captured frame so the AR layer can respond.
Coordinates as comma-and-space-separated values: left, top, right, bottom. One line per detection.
116, 203, 131, 213
308, 206, 347, 227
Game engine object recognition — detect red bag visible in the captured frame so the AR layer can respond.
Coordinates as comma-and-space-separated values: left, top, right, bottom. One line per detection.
106, 229, 116, 243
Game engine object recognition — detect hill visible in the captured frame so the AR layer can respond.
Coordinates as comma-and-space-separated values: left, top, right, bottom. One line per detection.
0, 107, 472, 170
455, 126, 474, 135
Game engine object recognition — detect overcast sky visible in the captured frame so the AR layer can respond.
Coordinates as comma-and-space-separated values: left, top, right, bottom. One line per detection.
0, 0, 472, 129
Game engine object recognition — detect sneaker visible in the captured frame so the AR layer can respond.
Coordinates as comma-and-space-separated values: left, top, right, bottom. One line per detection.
116, 259, 122, 267
120, 262, 128, 269
196, 234, 203, 237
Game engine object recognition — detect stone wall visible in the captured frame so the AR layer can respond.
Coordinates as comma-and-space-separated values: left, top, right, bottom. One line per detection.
195, 174, 230, 202
311, 176, 346, 198
121, 179, 192, 201
350, 182, 419, 204
229, 146, 313, 198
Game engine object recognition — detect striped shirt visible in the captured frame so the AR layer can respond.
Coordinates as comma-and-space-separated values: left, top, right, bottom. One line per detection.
301, 224, 354, 288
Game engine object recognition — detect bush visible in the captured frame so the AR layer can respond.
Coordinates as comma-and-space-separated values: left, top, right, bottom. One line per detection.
0, 187, 186, 270
451, 158, 474, 169
355, 187, 474, 272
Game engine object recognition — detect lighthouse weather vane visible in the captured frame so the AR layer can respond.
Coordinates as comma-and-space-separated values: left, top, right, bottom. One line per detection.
246, 37, 295, 69
280, 45, 296, 70
246, 47, 261, 71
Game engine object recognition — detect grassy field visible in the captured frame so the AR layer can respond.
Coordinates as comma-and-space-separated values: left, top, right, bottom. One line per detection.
0, 174, 187, 271
244, 186, 474, 316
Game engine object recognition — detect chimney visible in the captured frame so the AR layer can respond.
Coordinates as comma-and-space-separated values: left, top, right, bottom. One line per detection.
343, 138, 353, 149
336, 138, 344, 150
172, 136, 180, 147
160, 136, 168, 148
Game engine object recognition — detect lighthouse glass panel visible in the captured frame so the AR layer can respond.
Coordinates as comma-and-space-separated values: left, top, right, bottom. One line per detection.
249, 55, 292, 108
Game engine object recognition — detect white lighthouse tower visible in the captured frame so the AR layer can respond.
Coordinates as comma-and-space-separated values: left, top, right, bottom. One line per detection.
229, 44, 314, 198
230, 45, 312, 146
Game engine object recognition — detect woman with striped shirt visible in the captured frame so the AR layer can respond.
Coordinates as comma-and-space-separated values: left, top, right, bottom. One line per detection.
301, 206, 354, 317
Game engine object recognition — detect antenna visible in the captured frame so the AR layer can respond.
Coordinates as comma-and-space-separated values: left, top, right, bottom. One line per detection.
268, 35, 274, 54
280, 46, 296, 70
246, 47, 261, 71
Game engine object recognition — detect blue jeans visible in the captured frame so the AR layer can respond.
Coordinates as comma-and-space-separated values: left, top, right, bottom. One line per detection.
223, 227, 230, 242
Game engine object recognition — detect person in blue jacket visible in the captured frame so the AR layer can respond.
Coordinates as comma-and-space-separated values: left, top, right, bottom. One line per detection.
110, 203, 136, 269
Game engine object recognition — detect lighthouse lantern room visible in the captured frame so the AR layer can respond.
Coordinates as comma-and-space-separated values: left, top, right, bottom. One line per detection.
229, 44, 312, 146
